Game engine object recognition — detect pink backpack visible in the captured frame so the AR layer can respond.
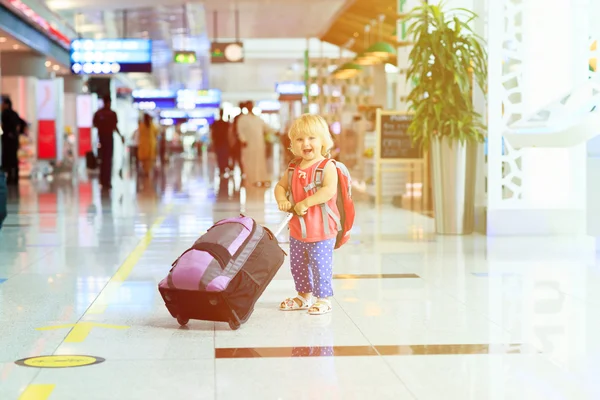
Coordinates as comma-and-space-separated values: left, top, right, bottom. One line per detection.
287, 158, 355, 249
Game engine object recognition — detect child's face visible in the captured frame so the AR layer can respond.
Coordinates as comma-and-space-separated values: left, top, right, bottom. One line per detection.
293, 132, 323, 162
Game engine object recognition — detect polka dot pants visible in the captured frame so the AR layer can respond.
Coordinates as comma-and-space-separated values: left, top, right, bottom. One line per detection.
289, 237, 335, 298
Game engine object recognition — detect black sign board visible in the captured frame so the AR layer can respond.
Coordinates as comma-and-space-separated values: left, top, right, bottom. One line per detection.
379, 113, 421, 159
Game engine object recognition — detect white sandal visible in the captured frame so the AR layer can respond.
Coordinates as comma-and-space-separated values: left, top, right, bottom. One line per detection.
280, 295, 312, 311
308, 299, 332, 315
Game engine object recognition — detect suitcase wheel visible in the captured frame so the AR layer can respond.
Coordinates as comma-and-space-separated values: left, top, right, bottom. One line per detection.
228, 320, 240, 330
176, 315, 189, 326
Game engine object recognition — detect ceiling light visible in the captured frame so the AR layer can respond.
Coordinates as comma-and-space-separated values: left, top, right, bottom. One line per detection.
365, 42, 397, 59
331, 62, 363, 79
12, 44, 19, 49
53, 65, 59, 71
0, 37, 6, 43
45, 61, 51, 67
354, 53, 381, 66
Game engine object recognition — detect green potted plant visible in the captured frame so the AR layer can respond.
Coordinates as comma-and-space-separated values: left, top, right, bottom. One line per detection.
404, 1, 488, 234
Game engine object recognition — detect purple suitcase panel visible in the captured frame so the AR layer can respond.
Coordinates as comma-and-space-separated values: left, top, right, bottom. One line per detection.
164, 216, 257, 292
206, 275, 231, 292
168, 250, 216, 291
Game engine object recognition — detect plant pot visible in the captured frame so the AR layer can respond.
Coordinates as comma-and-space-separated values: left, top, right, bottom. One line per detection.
430, 136, 477, 235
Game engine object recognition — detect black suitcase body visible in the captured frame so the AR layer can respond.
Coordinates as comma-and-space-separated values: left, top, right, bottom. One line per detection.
158, 215, 287, 330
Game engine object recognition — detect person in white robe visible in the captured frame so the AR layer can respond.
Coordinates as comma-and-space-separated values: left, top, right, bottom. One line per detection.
236, 102, 273, 186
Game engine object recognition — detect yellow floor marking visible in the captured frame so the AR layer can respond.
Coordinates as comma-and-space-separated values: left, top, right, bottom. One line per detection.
87, 212, 168, 314
18, 384, 55, 400
36, 322, 130, 343
22, 209, 171, 396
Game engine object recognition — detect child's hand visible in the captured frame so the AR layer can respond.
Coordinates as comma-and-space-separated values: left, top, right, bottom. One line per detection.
294, 200, 309, 216
278, 200, 292, 212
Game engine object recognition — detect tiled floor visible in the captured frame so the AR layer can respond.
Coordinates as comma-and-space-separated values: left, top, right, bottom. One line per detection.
1, 156, 600, 399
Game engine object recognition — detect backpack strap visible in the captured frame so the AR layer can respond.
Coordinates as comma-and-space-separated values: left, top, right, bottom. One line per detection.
286, 158, 308, 239
312, 159, 342, 234
287, 160, 297, 203
312, 159, 331, 190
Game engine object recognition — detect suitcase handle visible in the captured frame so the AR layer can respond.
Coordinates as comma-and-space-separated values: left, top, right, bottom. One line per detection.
192, 242, 231, 268
171, 242, 232, 269
273, 213, 294, 237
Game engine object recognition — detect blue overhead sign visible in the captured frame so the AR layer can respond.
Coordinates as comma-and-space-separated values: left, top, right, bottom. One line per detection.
132, 89, 176, 110
176, 89, 221, 109
276, 81, 305, 95
70, 39, 152, 75
132, 89, 175, 99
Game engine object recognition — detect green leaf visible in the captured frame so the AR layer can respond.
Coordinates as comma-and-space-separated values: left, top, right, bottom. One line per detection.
403, 1, 487, 147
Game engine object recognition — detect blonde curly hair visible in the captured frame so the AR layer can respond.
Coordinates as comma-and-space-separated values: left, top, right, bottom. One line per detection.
287, 114, 334, 158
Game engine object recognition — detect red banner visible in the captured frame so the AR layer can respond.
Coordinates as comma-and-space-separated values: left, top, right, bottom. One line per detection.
37, 120, 56, 159
78, 127, 92, 156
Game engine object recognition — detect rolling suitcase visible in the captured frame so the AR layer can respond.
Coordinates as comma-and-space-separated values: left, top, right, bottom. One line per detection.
158, 213, 293, 330
0, 171, 6, 229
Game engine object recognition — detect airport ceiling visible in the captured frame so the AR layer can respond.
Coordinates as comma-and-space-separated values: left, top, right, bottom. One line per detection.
49, 0, 348, 39
44, 0, 400, 88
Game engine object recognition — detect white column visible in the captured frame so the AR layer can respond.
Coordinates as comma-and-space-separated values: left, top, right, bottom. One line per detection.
56, 78, 65, 163
487, 0, 590, 235
587, 0, 600, 241
64, 76, 82, 167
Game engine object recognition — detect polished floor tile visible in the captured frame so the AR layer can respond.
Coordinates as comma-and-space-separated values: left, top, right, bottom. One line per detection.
215, 357, 416, 400
383, 354, 600, 400
1, 154, 599, 399
35, 360, 216, 400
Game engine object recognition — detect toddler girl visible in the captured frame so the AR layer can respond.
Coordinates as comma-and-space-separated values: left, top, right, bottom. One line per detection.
275, 114, 340, 315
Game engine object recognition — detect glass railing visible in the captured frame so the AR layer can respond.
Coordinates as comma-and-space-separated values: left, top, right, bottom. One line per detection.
0, 0, 78, 48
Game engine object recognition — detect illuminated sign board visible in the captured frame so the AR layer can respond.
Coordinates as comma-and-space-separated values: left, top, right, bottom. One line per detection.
276, 81, 305, 95
160, 109, 216, 119
132, 89, 175, 99
5, 0, 71, 48
133, 99, 176, 110
257, 100, 281, 112
174, 51, 197, 64
70, 39, 152, 75
131, 89, 175, 110
159, 109, 216, 125
176, 89, 221, 109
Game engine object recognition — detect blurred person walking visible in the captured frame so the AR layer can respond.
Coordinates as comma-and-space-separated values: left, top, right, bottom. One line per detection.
211, 109, 231, 177
158, 127, 168, 169
137, 113, 158, 177
236, 101, 272, 187
229, 102, 246, 177
1, 98, 26, 185
93, 95, 124, 190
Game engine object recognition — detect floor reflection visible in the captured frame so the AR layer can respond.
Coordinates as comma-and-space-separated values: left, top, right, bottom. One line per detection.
1, 154, 600, 400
